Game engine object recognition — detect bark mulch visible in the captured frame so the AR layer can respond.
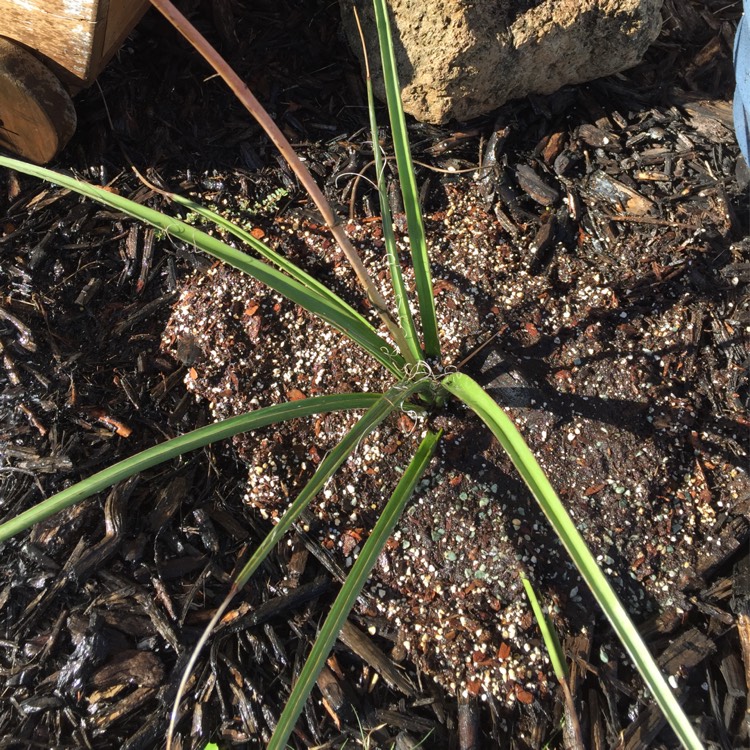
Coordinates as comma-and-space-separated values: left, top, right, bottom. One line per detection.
1, 1, 748, 748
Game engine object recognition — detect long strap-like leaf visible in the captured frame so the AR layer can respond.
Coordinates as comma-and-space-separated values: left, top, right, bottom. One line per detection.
268, 429, 441, 750
166, 378, 431, 747
355, 9, 422, 363
154, 187, 380, 341
372, 0, 441, 359
442, 372, 704, 750
0, 155, 404, 377
227, 379, 429, 596
0, 394, 380, 542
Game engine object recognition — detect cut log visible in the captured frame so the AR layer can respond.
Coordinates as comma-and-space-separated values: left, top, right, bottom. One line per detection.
0, 36, 76, 164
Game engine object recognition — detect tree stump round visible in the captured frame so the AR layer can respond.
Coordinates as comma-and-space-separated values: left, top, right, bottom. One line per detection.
0, 36, 76, 164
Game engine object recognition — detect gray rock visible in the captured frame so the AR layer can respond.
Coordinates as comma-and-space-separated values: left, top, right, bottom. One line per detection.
341, 0, 663, 124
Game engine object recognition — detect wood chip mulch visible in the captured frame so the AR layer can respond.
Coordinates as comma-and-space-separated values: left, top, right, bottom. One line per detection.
0, 1, 748, 748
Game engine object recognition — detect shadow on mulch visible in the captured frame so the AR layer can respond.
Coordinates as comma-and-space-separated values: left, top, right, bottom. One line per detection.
1, 1, 748, 748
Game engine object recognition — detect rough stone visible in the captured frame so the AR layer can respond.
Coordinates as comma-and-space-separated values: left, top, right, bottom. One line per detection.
341, 0, 663, 124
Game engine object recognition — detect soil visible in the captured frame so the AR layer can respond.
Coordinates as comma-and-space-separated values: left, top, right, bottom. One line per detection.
1, 1, 749, 749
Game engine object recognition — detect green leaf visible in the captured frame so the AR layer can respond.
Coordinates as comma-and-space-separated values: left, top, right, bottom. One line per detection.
372, 0, 441, 360
229, 378, 430, 594
0, 394, 379, 543
442, 372, 704, 750
162, 189, 378, 337
522, 574, 584, 747
0, 155, 404, 377
268, 429, 441, 750
166, 378, 431, 744
520, 575, 567, 683
356, 9, 422, 363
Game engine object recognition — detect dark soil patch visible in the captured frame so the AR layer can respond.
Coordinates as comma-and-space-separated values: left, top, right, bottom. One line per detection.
1, 1, 749, 748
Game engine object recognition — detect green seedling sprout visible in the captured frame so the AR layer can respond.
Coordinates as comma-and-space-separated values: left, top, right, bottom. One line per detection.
521, 575, 583, 748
